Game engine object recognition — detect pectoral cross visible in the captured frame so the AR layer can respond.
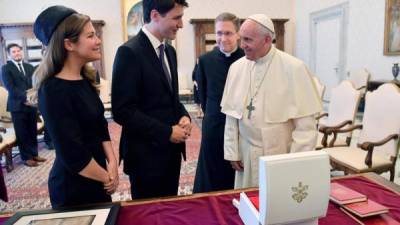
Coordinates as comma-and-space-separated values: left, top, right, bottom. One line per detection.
246, 99, 255, 119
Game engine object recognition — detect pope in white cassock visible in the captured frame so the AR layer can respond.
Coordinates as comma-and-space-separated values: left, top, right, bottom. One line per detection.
221, 14, 322, 188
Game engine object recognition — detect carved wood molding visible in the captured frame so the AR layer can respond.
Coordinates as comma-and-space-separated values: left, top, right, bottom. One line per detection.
189, 18, 289, 61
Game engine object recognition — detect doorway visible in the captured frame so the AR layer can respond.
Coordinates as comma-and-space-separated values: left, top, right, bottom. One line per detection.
310, 2, 349, 101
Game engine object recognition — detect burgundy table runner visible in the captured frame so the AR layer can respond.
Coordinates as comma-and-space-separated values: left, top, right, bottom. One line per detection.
1, 176, 399, 225
116, 176, 400, 225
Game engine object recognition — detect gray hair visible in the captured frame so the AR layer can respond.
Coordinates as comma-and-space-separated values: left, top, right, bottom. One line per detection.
254, 22, 275, 40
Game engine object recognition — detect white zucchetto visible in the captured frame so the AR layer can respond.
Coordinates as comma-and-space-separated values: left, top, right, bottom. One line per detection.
247, 14, 275, 33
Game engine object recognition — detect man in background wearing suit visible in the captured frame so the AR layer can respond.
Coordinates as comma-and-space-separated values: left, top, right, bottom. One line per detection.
1, 43, 46, 167
112, 0, 191, 199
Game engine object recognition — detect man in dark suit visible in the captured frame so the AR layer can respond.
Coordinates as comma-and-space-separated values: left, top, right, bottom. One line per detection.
112, 0, 191, 199
1, 43, 46, 167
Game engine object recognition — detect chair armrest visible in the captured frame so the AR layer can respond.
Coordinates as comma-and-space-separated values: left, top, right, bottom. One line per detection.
356, 86, 366, 91
0, 127, 7, 143
331, 124, 363, 134
316, 112, 328, 120
318, 120, 353, 148
0, 116, 12, 123
319, 120, 352, 132
328, 124, 362, 147
358, 134, 399, 150
357, 134, 399, 167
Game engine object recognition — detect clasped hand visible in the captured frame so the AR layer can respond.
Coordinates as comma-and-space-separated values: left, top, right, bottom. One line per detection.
170, 116, 192, 143
104, 162, 119, 195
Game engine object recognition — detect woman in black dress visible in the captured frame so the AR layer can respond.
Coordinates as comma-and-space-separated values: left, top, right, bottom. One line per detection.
29, 5, 118, 209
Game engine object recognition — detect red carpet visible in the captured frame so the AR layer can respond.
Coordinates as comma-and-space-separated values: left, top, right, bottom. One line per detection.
0, 120, 201, 213
108, 120, 201, 195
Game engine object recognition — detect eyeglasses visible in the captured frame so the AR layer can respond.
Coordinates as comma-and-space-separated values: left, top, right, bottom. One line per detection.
216, 31, 236, 37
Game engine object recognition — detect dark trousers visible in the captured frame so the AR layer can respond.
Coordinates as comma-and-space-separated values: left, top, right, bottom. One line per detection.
128, 155, 181, 199
11, 111, 38, 161
43, 127, 52, 145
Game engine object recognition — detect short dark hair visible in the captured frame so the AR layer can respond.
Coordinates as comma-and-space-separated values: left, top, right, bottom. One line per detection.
6, 43, 22, 53
143, 0, 188, 23
215, 12, 240, 31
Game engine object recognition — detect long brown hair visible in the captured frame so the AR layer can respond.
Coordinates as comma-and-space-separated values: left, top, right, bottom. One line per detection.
28, 13, 98, 104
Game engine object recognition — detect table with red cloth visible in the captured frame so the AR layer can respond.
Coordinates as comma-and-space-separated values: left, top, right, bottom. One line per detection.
1, 173, 399, 224
116, 173, 400, 225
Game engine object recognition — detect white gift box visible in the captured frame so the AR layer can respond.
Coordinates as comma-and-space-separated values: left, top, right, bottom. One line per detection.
237, 151, 330, 225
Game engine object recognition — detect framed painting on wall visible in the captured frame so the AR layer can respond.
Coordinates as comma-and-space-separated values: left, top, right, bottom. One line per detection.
121, 0, 144, 41
384, 0, 400, 55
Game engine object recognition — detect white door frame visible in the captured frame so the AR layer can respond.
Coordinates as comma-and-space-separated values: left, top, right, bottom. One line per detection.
310, 2, 349, 81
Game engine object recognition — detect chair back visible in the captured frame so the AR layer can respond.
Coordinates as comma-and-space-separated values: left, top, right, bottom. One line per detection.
326, 80, 361, 127
312, 76, 326, 101
99, 78, 111, 103
348, 69, 370, 92
358, 83, 400, 158
0, 86, 12, 128
0, 87, 10, 118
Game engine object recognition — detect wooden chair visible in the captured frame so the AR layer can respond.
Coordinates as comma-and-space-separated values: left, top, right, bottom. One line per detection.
37, 115, 45, 135
322, 83, 400, 181
99, 78, 112, 113
348, 68, 370, 95
0, 86, 43, 171
312, 76, 326, 127
178, 72, 193, 103
0, 86, 16, 172
316, 81, 362, 149
312, 76, 326, 101
0, 128, 14, 172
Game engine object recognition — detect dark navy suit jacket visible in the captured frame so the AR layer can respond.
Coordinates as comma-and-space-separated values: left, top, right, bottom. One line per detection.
112, 30, 189, 176
1, 61, 35, 112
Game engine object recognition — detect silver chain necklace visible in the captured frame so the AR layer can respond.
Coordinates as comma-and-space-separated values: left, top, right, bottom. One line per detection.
246, 51, 275, 119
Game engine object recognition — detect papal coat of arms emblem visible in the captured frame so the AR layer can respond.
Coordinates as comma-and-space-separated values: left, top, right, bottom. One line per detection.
291, 182, 309, 203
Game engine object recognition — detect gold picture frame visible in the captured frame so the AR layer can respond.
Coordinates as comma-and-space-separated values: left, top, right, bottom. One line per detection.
384, 0, 400, 55
121, 0, 144, 41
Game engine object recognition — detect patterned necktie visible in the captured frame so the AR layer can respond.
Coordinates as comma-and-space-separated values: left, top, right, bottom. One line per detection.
17, 63, 25, 75
159, 44, 172, 90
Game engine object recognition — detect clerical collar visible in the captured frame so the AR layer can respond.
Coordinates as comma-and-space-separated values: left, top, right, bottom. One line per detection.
255, 46, 276, 64
219, 46, 238, 57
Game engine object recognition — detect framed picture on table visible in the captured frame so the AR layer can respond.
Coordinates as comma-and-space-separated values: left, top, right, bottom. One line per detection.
384, 0, 400, 55
3, 203, 120, 225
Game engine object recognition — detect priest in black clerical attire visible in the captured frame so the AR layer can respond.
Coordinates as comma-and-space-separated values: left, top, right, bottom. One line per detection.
193, 12, 244, 193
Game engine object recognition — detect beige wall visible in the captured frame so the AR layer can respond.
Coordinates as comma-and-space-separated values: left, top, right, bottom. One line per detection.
295, 0, 400, 80
179, 0, 295, 88
0, 0, 123, 81
0, 0, 295, 88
